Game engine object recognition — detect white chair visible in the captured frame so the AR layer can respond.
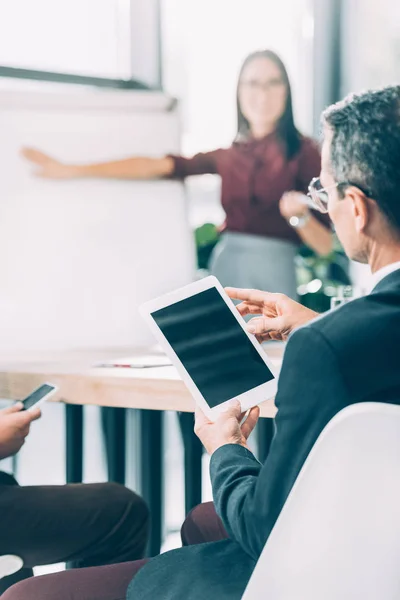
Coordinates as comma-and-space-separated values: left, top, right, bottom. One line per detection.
242, 402, 400, 600
0, 555, 23, 580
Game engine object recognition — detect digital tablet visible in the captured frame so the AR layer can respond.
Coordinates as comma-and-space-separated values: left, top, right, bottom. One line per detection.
140, 276, 278, 420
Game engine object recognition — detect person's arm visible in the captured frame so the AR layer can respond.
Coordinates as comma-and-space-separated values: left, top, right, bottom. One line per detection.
296, 211, 333, 256
279, 191, 333, 256
20, 148, 222, 180
279, 137, 333, 256
21, 148, 175, 180
203, 327, 349, 560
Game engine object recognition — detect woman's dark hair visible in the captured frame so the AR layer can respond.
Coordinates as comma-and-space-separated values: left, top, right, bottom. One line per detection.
236, 49, 301, 160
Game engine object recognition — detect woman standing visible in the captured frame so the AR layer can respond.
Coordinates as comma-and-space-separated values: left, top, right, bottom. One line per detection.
22, 50, 331, 299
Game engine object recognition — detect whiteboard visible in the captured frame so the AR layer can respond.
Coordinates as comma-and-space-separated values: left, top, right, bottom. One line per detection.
0, 85, 195, 351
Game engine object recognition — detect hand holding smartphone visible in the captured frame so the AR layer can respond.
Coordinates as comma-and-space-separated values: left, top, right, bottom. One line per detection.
0, 387, 54, 460
19, 383, 58, 411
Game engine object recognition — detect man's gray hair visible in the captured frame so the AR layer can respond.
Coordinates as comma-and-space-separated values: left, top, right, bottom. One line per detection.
322, 85, 400, 232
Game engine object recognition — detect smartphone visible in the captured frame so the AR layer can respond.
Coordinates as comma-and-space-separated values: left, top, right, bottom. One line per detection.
20, 383, 58, 411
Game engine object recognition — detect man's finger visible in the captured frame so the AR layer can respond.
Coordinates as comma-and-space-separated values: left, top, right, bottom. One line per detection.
225, 288, 276, 306
238, 409, 252, 424
236, 302, 263, 317
218, 399, 241, 420
270, 332, 283, 341
255, 333, 272, 344
247, 315, 284, 336
241, 406, 260, 439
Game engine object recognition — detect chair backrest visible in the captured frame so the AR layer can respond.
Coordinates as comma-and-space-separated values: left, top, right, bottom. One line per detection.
0, 555, 23, 579
242, 402, 400, 600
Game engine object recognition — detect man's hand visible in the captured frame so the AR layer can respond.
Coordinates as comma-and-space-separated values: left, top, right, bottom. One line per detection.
226, 288, 318, 342
194, 401, 260, 455
20, 148, 78, 179
0, 403, 41, 460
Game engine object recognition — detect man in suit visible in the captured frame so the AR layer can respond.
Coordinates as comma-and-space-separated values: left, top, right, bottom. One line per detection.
4, 85, 400, 600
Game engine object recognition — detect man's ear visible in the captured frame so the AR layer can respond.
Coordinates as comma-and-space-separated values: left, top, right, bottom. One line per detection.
346, 187, 369, 233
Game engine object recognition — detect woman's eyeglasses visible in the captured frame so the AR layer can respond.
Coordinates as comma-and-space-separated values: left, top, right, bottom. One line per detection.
240, 78, 285, 93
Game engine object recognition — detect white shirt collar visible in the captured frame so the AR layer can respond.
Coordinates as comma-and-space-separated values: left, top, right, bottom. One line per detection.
369, 261, 400, 292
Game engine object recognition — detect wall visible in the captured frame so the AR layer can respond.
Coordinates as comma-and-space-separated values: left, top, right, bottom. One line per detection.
0, 84, 195, 351
341, 0, 400, 97
340, 0, 400, 289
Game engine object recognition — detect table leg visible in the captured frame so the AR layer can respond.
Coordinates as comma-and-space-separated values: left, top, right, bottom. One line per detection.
178, 412, 203, 515
66, 404, 84, 483
139, 409, 163, 557
102, 407, 126, 484
256, 418, 275, 463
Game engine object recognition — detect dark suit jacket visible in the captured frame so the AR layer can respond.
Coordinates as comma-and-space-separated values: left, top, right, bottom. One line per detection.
127, 269, 400, 600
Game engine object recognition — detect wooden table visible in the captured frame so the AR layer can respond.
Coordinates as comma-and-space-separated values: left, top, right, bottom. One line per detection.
0, 344, 283, 555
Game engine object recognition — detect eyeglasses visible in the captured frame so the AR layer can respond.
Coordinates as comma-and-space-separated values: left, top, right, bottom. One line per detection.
308, 178, 372, 214
240, 78, 285, 93
307, 177, 337, 213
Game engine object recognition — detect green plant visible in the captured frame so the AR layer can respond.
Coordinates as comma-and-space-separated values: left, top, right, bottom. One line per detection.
295, 236, 351, 312
194, 223, 220, 270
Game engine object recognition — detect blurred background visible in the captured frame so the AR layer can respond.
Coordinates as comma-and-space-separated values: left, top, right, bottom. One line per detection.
0, 0, 399, 565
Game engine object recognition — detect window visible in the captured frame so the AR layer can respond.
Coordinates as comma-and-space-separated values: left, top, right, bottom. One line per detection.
0, 0, 130, 78
0, 0, 161, 88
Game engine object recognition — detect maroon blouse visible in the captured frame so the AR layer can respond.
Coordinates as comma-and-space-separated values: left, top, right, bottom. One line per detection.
170, 132, 329, 244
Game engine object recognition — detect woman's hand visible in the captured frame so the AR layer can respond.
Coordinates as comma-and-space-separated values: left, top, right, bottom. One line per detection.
279, 190, 333, 255
279, 191, 309, 221
21, 148, 79, 179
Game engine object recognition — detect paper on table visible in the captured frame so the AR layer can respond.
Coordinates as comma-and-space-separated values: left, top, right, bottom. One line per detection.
95, 354, 172, 369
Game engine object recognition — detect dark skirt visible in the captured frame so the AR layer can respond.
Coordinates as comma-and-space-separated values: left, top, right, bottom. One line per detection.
210, 232, 298, 300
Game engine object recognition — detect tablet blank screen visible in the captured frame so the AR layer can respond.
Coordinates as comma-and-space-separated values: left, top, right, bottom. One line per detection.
151, 287, 274, 408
